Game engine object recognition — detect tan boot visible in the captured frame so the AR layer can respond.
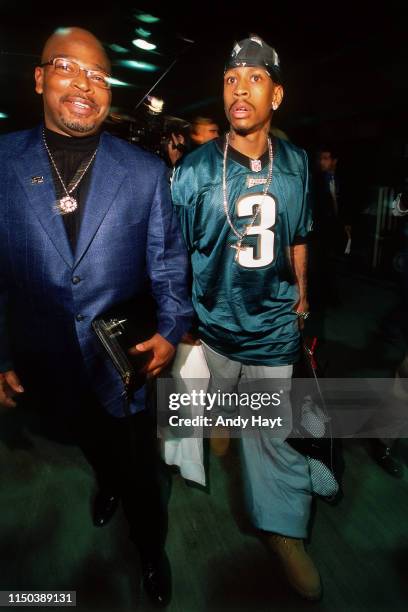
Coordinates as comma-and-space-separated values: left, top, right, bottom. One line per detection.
209, 426, 230, 456
267, 534, 322, 601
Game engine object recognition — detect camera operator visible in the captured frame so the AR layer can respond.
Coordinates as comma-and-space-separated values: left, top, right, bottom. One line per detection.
166, 132, 188, 167
167, 116, 220, 167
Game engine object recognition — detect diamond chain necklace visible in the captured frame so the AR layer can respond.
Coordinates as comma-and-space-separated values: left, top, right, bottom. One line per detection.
222, 132, 273, 257
42, 129, 98, 215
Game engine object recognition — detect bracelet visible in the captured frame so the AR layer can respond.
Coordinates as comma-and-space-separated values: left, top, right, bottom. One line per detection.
296, 311, 310, 320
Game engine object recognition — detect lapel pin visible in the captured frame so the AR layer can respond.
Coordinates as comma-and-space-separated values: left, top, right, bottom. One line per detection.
31, 175, 44, 184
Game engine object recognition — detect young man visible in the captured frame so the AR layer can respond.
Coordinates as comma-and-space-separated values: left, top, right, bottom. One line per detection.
172, 35, 320, 600
0, 27, 192, 606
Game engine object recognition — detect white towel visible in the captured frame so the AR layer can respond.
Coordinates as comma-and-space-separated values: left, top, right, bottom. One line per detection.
161, 343, 210, 486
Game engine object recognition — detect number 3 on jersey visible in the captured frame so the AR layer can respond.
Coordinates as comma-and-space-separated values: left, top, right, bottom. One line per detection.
235, 193, 276, 268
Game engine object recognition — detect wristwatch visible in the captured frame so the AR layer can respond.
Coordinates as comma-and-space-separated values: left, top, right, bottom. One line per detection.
296, 311, 310, 320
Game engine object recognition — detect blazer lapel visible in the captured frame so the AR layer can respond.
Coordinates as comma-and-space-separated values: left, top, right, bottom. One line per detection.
73, 133, 127, 268
13, 127, 74, 268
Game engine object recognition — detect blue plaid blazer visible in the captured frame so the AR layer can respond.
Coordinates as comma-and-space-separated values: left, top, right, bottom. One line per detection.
0, 125, 192, 416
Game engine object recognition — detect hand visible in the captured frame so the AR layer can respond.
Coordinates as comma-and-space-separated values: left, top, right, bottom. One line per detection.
129, 333, 175, 377
0, 370, 24, 409
294, 299, 310, 331
344, 224, 352, 239
181, 332, 201, 346
167, 133, 185, 166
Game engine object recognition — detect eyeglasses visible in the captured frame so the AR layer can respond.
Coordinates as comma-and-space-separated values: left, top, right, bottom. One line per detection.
40, 57, 111, 90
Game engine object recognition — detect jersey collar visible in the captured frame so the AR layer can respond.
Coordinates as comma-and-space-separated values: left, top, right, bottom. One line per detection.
215, 135, 271, 172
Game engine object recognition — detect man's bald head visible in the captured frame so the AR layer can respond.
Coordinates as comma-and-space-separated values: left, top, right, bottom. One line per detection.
41, 27, 111, 73
35, 27, 112, 137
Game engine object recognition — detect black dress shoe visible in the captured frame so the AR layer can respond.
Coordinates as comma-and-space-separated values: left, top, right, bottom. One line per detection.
92, 491, 120, 527
141, 553, 172, 607
374, 444, 403, 478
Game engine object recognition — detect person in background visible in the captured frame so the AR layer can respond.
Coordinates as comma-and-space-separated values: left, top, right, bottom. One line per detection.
190, 116, 220, 147
373, 184, 408, 477
167, 116, 220, 167
310, 145, 353, 307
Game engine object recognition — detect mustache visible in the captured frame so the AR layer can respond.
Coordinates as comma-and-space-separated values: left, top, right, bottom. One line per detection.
229, 101, 255, 112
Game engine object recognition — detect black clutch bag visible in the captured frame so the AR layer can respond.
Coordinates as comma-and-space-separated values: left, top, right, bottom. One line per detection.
92, 295, 157, 396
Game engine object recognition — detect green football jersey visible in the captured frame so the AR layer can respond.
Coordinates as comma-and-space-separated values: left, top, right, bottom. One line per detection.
172, 136, 312, 365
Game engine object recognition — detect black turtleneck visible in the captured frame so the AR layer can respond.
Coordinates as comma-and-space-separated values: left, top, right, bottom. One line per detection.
44, 127, 101, 252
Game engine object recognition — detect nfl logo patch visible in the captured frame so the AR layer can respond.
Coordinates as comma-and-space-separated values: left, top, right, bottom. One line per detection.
250, 159, 262, 173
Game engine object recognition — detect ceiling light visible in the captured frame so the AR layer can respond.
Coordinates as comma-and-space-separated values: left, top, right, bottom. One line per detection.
135, 28, 151, 37
107, 77, 132, 87
109, 44, 129, 54
132, 39, 156, 51
146, 96, 164, 114
119, 59, 158, 72
135, 13, 160, 23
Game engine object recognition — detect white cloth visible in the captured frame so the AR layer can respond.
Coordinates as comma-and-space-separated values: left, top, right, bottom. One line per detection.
161, 343, 209, 486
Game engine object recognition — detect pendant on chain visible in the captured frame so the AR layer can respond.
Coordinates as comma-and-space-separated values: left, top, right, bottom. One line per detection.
250, 159, 262, 172
223, 132, 273, 263
57, 195, 78, 214
230, 241, 245, 260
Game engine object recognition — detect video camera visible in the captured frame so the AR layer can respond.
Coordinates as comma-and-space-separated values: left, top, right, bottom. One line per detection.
129, 96, 191, 163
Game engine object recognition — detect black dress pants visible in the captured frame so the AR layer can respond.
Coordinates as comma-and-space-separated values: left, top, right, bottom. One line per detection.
18, 362, 168, 562
69, 390, 168, 562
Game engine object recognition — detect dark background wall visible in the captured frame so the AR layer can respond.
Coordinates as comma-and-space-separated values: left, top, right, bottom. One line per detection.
1, 0, 407, 184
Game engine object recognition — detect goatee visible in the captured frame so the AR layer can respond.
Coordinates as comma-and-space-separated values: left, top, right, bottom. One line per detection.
233, 127, 252, 137
62, 119, 97, 134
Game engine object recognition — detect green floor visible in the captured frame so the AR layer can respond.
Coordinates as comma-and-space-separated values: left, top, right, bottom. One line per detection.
1, 271, 407, 611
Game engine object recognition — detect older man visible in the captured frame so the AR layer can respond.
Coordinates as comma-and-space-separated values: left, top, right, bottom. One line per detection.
172, 35, 320, 600
0, 27, 192, 606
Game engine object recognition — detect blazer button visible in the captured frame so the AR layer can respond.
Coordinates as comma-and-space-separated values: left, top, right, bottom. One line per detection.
72, 276, 81, 284
76, 314, 84, 322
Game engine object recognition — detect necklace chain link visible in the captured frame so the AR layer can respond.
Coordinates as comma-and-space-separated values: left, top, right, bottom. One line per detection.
222, 132, 273, 253
42, 129, 98, 214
